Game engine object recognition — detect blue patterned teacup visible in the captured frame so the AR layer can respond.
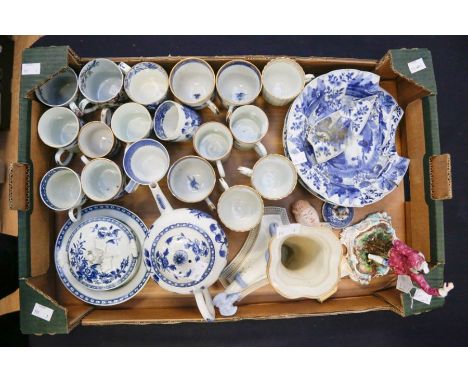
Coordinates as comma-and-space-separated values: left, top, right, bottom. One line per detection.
153, 101, 202, 142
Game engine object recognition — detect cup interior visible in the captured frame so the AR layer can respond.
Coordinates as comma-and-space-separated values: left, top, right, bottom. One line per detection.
217, 62, 261, 104
194, 123, 232, 160
35, 67, 78, 107
82, 159, 122, 201
171, 59, 214, 103
38, 107, 79, 148
111, 103, 151, 142
218, 186, 263, 231
263, 60, 303, 99
230, 106, 268, 143
79, 122, 114, 158
42, 168, 81, 209
154, 101, 181, 140
168, 157, 215, 202
126, 63, 168, 105
252, 155, 296, 199
79, 59, 123, 102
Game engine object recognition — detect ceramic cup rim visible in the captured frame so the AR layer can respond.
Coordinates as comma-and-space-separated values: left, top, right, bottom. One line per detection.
111, 102, 152, 143
124, 61, 169, 105
250, 154, 298, 200
78, 58, 124, 104
35, 67, 79, 107
78, 121, 116, 158
40, 166, 83, 210
153, 100, 185, 141
217, 184, 264, 232
38, 106, 80, 148
192, 121, 233, 161
169, 58, 216, 106
81, 158, 123, 201
167, 155, 216, 203
229, 104, 269, 145
261, 57, 306, 100
216, 59, 262, 106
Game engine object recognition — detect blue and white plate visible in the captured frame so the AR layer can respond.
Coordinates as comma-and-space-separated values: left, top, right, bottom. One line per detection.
66, 216, 139, 291
322, 202, 354, 229
55, 204, 149, 306
284, 69, 409, 207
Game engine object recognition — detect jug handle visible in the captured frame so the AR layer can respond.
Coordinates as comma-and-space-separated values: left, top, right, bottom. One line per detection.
194, 288, 215, 321
150, 182, 173, 215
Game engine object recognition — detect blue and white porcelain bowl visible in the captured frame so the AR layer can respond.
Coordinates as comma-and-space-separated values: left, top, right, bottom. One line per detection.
322, 202, 354, 229
153, 101, 202, 142
67, 216, 140, 291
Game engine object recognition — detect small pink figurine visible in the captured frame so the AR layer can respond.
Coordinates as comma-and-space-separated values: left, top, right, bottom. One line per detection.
292, 200, 321, 227
389, 239, 454, 297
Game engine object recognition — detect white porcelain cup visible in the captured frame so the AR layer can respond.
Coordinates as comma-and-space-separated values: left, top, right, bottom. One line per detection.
238, 154, 297, 200
37, 106, 81, 166
192, 122, 233, 178
169, 58, 219, 115
81, 157, 126, 202
39, 167, 86, 222
229, 105, 268, 157
217, 178, 264, 232
153, 101, 202, 142
119, 62, 169, 108
262, 58, 314, 106
111, 102, 152, 144
167, 155, 216, 211
216, 60, 262, 120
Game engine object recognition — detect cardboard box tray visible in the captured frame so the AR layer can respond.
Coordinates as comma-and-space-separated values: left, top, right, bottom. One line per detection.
10, 46, 452, 334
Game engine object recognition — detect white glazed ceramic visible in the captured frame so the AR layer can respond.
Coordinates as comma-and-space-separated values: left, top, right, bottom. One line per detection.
229, 105, 268, 157
55, 203, 150, 306
169, 58, 219, 115
37, 106, 81, 166
81, 157, 126, 202
216, 60, 262, 120
119, 62, 169, 108
217, 178, 264, 232
78, 119, 119, 159
167, 155, 216, 211
238, 154, 297, 200
262, 58, 314, 106
111, 102, 152, 144
39, 167, 86, 222
192, 122, 233, 178
267, 223, 342, 301
153, 101, 202, 142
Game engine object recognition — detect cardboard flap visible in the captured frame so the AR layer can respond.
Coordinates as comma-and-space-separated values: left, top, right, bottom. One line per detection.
429, 154, 452, 200
8, 162, 30, 211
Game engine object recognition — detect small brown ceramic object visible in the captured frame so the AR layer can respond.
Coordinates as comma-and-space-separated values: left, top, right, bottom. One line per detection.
291, 199, 320, 227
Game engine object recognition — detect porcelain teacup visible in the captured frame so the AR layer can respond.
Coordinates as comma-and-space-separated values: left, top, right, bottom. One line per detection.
238, 154, 297, 200
37, 106, 81, 166
193, 122, 233, 178
262, 58, 314, 106
229, 105, 268, 157
119, 62, 169, 108
217, 178, 264, 232
39, 167, 86, 222
167, 155, 216, 211
216, 60, 262, 120
169, 58, 219, 115
111, 102, 152, 145
153, 100, 202, 142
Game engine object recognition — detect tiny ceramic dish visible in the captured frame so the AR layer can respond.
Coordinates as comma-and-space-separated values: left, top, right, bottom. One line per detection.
322, 202, 354, 229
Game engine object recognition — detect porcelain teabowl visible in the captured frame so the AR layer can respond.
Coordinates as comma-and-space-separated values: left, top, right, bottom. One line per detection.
167, 156, 216, 210
154, 101, 202, 142
37, 106, 81, 166
169, 58, 219, 115
193, 122, 233, 178
111, 102, 152, 144
262, 58, 314, 106
119, 62, 169, 108
229, 105, 268, 157
216, 60, 262, 120
238, 154, 297, 200
40, 167, 86, 222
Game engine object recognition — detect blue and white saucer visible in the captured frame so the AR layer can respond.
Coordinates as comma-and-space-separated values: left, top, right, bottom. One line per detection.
322, 202, 354, 229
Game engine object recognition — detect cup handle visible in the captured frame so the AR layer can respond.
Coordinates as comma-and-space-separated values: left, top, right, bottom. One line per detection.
68, 206, 82, 222
55, 148, 73, 166
118, 62, 132, 75
305, 74, 315, 83
218, 177, 229, 192
226, 105, 237, 122
238, 166, 254, 177
204, 197, 216, 212
206, 99, 219, 115
125, 179, 138, 194
80, 155, 90, 165
254, 142, 267, 157
215, 160, 225, 178
194, 288, 215, 321
69, 101, 84, 117
100, 108, 112, 125
149, 182, 173, 215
